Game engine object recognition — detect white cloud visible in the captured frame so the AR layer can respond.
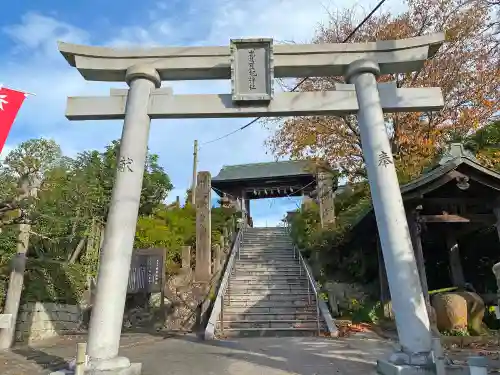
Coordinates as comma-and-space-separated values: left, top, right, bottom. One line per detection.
1, 0, 407, 222
3, 12, 89, 58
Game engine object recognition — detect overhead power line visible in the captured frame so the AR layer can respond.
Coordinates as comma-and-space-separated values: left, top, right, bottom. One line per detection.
200, 0, 388, 147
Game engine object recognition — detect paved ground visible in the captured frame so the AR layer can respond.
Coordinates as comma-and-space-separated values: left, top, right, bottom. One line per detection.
0, 332, 395, 375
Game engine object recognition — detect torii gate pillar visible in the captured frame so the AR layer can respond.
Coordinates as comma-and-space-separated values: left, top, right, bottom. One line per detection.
84, 64, 160, 374
345, 60, 432, 371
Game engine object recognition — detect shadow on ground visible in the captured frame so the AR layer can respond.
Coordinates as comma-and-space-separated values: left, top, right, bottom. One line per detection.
125, 333, 394, 375
12, 345, 68, 372
1, 331, 395, 375
184, 334, 392, 374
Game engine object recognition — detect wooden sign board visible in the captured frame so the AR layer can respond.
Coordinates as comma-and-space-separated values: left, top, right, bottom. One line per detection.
127, 248, 166, 294
230, 38, 274, 102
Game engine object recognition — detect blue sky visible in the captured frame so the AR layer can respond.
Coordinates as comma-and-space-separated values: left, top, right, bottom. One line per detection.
0, 0, 404, 226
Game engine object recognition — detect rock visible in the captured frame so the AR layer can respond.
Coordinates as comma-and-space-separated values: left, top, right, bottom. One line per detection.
455, 291, 485, 335
383, 299, 439, 334
125, 307, 154, 327
169, 269, 193, 288
432, 293, 468, 332
149, 293, 169, 308
324, 281, 369, 315
431, 292, 485, 334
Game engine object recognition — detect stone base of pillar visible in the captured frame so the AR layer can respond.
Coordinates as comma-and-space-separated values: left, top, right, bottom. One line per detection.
49, 358, 142, 375
376, 360, 468, 375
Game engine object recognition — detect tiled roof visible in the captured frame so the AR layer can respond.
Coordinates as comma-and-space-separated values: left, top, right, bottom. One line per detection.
335, 144, 500, 235
212, 160, 314, 182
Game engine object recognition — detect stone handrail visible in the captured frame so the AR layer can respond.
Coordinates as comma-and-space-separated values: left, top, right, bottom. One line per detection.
58, 33, 445, 82
295, 246, 338, 337
284, 224, 337, 336
203, 227, 243, 340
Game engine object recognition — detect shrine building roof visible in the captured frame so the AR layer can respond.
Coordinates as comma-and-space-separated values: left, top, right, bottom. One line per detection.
211, 160, 317, 199
212, 160, 314, 183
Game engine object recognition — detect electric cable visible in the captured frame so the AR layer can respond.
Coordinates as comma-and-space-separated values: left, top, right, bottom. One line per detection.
199, 0, 388, 147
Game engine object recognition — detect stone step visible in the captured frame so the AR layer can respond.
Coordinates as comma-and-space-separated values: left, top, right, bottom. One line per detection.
228, 286, 310, 293
237, 255, 294, 259
219, 320, 321, 329
242, 241, 290, 244
232, 268, 304, 278
239, 250, 292, 254
229, 283, 309, 290
230, 276, 309, 283
223, 300, 311, 308
241, 244, 291, 248
241, 250, 292, 253
222, 312, 318, 320
241, 249, 292, 251
228, 290, 311, 297
241, 242, 291, 245
241, 245, 291, 248
236, 259, 297, 262
234, 264, 301, 268
237, 257, 297, 262
234, 265, 300, 269
243, 239, 290, 241
233, 265, 302, 271
241, 244, 291, 247
225, 293, 313, 302
234, 268, 299, 273
241, 247, 291, 250
243, 236, 289, 239
222, 305, 317, 314
240, 250, 293, 255
234, 263, 301, 268
243, 232, 288, 235
233, 267, 302, 272
236, 259, 299, 263
215, 327, 319, 338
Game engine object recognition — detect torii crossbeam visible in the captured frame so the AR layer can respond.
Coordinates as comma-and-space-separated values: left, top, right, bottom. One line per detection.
66, 84, 443, 120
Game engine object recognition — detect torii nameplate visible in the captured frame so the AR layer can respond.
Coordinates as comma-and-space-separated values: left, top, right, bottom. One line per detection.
230, 38, 274, 102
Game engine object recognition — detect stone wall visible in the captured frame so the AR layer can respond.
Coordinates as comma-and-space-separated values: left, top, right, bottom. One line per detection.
15, 302, 83, 343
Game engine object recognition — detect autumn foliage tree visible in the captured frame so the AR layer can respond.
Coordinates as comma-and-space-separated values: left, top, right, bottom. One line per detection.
268, 0, 500, 182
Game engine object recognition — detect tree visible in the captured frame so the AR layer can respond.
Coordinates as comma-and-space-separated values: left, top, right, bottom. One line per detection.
0, 138, 62, 349
268, 0, 500, 182
30, 139, 173, 260
466, 119, 500, 170
0, 139, 61, 221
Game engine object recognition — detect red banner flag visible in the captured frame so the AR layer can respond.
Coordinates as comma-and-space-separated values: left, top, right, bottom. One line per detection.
0, 86, 28, 154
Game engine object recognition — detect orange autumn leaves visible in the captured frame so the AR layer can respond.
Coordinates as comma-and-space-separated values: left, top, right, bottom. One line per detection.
267, 0, 500, 181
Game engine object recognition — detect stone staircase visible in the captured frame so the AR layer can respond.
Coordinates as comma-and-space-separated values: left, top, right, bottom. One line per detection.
216, 227, 326, 337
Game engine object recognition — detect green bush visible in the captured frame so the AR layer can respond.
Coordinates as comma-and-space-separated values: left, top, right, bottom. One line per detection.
134, 204, 238, 273
22, 259, 87, 304
288, 183, 376, 284
0, 258, 88, 310
0, 204, 239, 309
483, 305, 500, 330
339, 298, 383, 324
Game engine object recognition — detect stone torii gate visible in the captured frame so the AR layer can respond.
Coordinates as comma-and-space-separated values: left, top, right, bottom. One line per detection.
57, 34, 445, 375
